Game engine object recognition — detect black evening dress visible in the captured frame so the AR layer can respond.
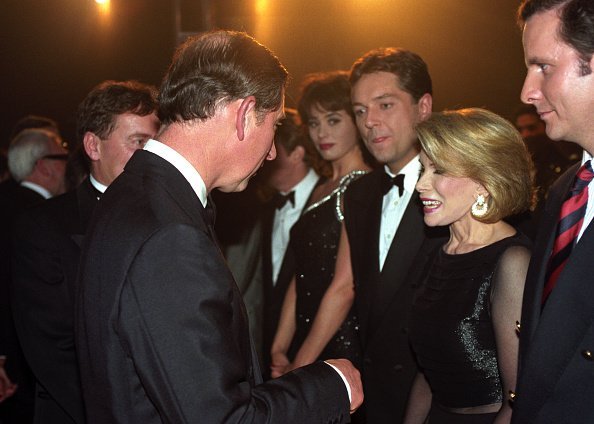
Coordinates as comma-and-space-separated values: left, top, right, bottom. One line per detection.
287, 171, 366, 367
409, 232, 531, 423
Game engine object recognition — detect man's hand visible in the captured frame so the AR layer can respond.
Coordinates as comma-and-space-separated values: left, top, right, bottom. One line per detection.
0, 357, 17, 403
325, 358, 363, 414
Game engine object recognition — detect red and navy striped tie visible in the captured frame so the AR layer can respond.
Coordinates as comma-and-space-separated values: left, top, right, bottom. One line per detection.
543, 160, 594, 303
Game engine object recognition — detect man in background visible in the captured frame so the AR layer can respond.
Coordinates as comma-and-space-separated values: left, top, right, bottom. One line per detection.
0, 128, 67, 423
10, 80, 158, 423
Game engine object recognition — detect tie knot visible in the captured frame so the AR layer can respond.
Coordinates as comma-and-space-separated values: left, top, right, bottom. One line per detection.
274, 191, 295, 210
573, 160, 594, 193
382, 173, 405, 196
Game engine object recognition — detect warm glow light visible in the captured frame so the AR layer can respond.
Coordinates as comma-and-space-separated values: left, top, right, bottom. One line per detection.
255, 0, 269, 16
95, 0, 110, 15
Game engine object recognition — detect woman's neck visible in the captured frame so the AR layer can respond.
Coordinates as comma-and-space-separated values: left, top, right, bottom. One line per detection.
445, 217, 515, 254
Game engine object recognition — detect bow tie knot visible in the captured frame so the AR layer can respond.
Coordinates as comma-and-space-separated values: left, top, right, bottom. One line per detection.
381, 173, 405, 196
274, 191, 295, 210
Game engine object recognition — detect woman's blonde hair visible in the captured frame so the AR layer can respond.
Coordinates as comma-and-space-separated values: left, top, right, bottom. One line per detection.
416, 108, 535, 223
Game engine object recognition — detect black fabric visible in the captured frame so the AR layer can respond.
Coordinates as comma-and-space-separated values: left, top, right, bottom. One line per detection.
381, 172, 404, 196
273, 191, 295, 209
75, 150, 350, 423
287, 178, 362, 367
410, 233, 531, 409
10, 178, 98, 424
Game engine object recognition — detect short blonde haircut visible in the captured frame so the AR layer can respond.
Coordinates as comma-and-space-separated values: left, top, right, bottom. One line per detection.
416, 108, 534, 223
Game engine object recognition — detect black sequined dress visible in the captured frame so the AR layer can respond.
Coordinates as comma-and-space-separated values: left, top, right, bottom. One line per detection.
409, 233, 531, 415
287, 171, 365, 366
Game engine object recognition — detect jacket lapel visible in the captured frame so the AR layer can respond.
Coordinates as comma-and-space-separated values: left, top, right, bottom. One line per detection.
368, 192, 424, 338
351, 171, 383, 344
521, 163, 579, 351
517, 163, 590, 415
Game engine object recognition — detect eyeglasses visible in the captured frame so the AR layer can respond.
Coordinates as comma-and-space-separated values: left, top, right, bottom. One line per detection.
41, 154, 69, 161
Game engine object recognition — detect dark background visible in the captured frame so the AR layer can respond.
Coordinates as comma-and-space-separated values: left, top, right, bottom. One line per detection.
0, 0, 527, 149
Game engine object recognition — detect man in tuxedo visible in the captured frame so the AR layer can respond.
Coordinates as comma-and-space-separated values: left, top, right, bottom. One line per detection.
75, 30, 362, 423
511, 1, 594, 423
0, 128, 67, 423
341, 48, 444, 422
260, 108, 319, 376
10, 80, 159, 423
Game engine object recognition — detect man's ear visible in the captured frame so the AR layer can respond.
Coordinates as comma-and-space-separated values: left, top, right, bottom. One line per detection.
289, 145, 305, 163
235, 96, 257, 141
83, 132, 101, 161
417, 93, 433, 121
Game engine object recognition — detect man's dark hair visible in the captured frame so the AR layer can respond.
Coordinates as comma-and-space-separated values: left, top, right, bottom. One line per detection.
76, 80, 158, 144
158, 30, 288, 126
518, 0, 594, 75
349, 47, 432, 102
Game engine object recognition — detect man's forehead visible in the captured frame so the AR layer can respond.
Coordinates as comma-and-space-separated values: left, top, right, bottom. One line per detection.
352, 72, 403, 99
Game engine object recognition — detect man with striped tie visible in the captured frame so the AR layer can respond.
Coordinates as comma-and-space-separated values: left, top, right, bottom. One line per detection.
512, 1, 594, 423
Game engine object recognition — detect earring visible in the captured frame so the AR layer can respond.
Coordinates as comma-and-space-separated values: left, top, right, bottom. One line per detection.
471, 194, 488, 218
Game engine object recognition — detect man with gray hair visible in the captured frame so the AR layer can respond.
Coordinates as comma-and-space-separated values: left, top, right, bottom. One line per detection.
0, 128, 67, 423
6, 128, 67, 199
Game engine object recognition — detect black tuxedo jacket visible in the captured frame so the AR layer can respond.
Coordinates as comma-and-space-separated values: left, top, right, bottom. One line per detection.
1, 180, 45, 360
344, 169, 445, 423
512, 162, 594, 424
75, 150, 349, 423
0, 179, 45, 423
11, 178, 98, 423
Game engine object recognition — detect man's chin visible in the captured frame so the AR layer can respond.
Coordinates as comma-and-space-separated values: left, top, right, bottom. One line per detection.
218, 179, 250, 193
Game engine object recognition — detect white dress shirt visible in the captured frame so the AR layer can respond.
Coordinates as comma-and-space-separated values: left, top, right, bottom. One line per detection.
378, 156, 421, 271
271, 168, 318, 285
20, 181, 51, 199
90, 174, 108, 196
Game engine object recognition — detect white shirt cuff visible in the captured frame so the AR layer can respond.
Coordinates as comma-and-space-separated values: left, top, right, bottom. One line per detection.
324, 361, 351, 402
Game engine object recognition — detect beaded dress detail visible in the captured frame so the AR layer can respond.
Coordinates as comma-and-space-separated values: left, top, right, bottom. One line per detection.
287, 170, 366, 366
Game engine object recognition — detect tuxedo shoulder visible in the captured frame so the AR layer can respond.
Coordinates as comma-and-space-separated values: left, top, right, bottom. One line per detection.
14, 189, 78, 232
550, 161, 581, 193
345, 169, 381, 196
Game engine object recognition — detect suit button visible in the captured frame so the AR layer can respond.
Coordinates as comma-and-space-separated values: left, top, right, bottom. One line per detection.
364, 358, 372, 365
582, 350, 594, 361
401, 327, 408, 334
393, 364, 403, 372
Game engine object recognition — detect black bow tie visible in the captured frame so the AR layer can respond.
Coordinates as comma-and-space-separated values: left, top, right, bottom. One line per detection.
381, 173, 405, 196
274, 191, 295, 210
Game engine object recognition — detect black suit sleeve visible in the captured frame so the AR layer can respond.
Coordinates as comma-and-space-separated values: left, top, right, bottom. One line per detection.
118, 224, 350, 423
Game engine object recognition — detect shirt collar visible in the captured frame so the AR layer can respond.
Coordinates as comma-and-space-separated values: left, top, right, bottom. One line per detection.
383, 155, 420, 193
20, 181, 51, 199
89, 174, 108, 194
582, 149, 592, 166
143, 139, 208, 207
